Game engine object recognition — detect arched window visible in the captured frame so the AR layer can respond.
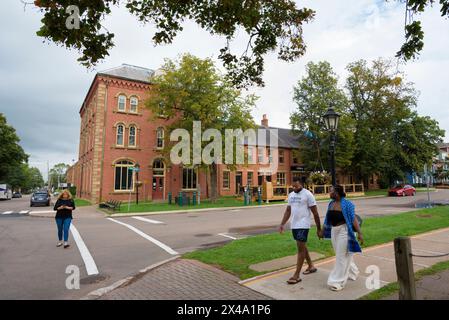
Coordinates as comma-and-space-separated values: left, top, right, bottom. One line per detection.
152, 159, 165, 176
129, 125, 136, 147
130, 97, 138, 113
114, 160, 134, 191
156, 127, 164, 148
116, 124, 124, 146
118, 95, 126, 111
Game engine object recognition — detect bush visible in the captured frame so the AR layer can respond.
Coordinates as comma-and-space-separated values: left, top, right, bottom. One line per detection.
308, 171, 331, 185
69, 186, 77, 196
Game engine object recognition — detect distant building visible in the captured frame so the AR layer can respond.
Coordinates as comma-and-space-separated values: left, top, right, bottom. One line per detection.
66, 64, 369, 204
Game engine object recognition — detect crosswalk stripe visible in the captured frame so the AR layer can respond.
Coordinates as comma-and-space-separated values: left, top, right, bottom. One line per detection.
132, 216, 164, 224
107, 218, 178, 255
70, 224, 99, 276
29, 210, 54, 214
2, 211, 13, 215
19, 210, 29, 214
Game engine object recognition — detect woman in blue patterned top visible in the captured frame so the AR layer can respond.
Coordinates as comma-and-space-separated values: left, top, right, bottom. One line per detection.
318, 185, 364, 291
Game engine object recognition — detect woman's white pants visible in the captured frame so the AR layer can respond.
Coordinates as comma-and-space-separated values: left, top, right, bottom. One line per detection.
327, 224, 359, 290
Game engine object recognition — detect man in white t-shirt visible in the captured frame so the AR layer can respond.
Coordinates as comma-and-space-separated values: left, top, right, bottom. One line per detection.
279, 177, 322, 284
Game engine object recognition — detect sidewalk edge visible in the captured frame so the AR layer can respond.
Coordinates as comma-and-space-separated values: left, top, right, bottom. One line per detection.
80, 255, 181, 300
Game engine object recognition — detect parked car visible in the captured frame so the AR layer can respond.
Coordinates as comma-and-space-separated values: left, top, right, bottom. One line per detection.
12, 192, 22, 198
388, 184, 416, 197
30, 191, 51, 207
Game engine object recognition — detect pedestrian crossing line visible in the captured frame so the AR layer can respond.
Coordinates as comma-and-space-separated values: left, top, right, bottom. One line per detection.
70, 223, 99, 276
132, 216, 164, 224
2, 211, 13, 215
29, 210, 54, 214
107, 218, 178, 255
19, 210, 30, 214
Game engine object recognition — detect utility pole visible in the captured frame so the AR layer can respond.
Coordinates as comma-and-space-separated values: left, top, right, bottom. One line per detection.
47, 160, 50, 192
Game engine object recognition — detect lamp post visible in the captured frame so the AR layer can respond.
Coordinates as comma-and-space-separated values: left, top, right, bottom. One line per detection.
135, 163, 140, 205
323, 107, 340, 187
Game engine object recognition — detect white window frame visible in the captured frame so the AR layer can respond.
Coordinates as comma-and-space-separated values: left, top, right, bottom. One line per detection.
130, 96, 138, 113
156, 127, 164, 149
128, 125, 136, 147
223, 171, 230, 189
116, 124, 125, 146
247, 146, 254, 164
114, 160, 134, 191
276, 172, 286, 186
118, 95, 126, 112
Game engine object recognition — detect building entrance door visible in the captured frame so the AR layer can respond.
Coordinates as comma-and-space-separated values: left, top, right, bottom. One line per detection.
152, 176, 164, 200
235, 171, 242, 194
152, 159, 165, 200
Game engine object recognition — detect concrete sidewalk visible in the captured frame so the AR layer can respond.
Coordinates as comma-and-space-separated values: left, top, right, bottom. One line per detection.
240, 227, 449, 300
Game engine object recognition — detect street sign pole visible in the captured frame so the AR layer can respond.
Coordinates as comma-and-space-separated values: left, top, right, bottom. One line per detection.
136, 169, 139, 205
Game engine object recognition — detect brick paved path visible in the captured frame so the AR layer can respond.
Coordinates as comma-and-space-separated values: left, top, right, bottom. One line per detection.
100, 259, 271, 300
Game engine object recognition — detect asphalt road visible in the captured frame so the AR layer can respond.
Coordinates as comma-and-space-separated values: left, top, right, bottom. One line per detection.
0, 190, 447, 300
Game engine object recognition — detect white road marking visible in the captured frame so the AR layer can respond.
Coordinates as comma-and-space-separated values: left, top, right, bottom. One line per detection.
218, 233, 237, 240
19, 210, 29, 214
69, 224, 99, 276
132, 216, 164, 224
230, 209, 242, 212
29, 210, 54, 214
2, 211, 13, 215
107, 218, 178, 255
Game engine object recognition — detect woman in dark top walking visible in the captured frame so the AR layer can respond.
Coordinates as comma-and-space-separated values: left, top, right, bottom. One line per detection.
53, 189, 75, 248
319, 185, 363, 291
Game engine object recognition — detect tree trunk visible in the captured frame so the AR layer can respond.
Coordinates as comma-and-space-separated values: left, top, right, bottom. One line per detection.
209, 163, 218, 203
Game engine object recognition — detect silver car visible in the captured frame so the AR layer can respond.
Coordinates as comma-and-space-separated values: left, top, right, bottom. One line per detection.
30, 192, 51, 207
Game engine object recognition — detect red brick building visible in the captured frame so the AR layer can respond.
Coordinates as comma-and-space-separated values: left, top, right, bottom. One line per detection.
67, 64, 357, 204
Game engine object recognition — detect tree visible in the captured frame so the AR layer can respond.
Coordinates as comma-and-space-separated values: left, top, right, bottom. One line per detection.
344, 58, 445, 187
30, 1, 449, 87
27, 167, 45, 191
146, 54, 256, 201
32, 0, 314, 88
5, 164, 44, 192
387, 113, 445, 184
0, 113, 28, 182
48, 163, 70, 189
396, 0, 449, 60
290, 61, 355, 173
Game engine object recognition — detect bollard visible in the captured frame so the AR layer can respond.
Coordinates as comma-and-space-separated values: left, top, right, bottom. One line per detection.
193, 191, 197, 205
394, 237, 417, 300
178, 192, 183, 206
168, 192, 172, 204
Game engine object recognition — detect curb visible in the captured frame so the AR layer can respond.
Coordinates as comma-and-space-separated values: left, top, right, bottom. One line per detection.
106, 193, 407, 217
81, 255, 181, 300
239, 226, 449, 287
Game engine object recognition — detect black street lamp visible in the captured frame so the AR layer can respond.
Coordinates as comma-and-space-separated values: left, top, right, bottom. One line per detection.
135, 163, 140, 205
323, 107, 340, 187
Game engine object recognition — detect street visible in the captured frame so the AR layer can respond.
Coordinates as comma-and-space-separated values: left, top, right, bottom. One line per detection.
0, 190, 447, 300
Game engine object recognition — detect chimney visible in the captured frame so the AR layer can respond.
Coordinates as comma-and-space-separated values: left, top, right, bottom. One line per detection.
261, 114, 268, 127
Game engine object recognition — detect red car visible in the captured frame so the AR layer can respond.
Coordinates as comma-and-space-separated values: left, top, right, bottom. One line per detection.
388, 184, 416, 197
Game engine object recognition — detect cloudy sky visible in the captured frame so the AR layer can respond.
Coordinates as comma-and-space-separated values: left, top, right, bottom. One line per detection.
1, 0, 449, 179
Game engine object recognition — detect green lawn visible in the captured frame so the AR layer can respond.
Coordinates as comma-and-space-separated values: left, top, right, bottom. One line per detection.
74, 198, 91, 207
183, 206, 449, 280
360, 259, 449, 300
110, 196, 283, 214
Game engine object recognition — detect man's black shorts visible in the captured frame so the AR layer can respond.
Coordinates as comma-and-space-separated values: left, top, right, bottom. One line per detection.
292, 228, 309, 242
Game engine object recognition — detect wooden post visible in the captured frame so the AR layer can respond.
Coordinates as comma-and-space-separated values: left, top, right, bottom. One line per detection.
394, 237, 417, 300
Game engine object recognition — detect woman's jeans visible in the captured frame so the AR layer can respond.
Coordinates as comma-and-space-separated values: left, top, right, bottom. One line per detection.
55, 218, 72, 242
